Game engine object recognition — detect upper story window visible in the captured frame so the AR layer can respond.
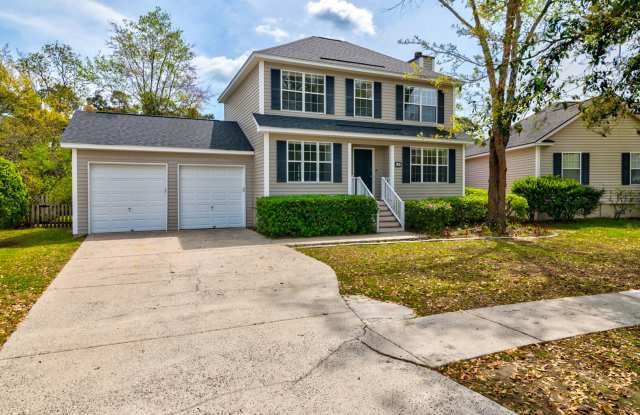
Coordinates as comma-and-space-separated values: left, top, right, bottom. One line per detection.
281, 70, 324, 113
404, 87, 437, 123
631, 153, 640, 184
287, 141, 332, 183
561, 152, 581, 182
410, 147, 448, 183
354, 80, 373, 117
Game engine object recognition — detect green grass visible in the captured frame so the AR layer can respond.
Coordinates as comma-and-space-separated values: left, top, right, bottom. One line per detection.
300, 219, 640, 316
440, 327, 640, 414
0, 228, 82, 346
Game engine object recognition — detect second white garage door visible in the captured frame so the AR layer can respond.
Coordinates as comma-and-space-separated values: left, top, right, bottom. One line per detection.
179, 165, 245, 229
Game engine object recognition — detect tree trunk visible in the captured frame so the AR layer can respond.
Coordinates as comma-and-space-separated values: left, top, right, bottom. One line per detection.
487, 129, 508, 234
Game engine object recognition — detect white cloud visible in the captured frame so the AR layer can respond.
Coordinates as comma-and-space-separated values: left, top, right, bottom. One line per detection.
255, 20, 289, 42
62, 0, 127, 25
193, 51, 252, 82
306, 0, 375, 35
0, 11, 62, 35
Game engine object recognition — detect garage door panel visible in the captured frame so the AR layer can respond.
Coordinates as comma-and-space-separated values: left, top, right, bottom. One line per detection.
90, 164, 167, 234
179, 165, 245, 230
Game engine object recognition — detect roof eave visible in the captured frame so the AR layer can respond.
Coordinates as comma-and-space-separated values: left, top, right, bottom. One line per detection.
60, 142, 254, 155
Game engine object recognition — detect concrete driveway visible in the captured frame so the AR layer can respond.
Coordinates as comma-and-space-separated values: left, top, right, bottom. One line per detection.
0, 230, 509, 414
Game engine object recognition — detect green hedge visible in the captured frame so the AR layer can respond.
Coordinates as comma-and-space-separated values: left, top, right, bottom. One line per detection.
405, 187, 529, 233
256, 195, 378, 237
511, 176, 604, 221
0, 158, 29, 228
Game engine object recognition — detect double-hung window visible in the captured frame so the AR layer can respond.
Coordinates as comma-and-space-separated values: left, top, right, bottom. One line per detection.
631, 153, 640, 184
410, 147, 448, 183
281, 70, 324, 113
404, 87, 437, 123
287, 141, 332, 183
354, 80, 373, 117
561, 153, 581, 182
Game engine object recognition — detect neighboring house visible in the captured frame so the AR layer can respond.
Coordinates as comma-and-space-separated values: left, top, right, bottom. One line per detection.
61, 36, 472, 235
465, 102, 640, 216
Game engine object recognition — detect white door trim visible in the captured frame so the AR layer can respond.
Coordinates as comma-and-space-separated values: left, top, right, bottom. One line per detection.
177, 163, 247, 230
352, 146, 376, 195
87, 162, 168, 234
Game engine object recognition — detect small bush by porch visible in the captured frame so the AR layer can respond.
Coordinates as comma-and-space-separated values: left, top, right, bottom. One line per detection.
256, 195, 378, 237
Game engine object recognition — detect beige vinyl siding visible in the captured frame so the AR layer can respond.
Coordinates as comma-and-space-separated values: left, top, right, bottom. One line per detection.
540, 116, 640, 197
75, 150, 254, 234
393, 143, 464, 199
268, 134, 464, 200
263, 62, 455, 129
223, 65, 262, 221
465, 147, 536, 192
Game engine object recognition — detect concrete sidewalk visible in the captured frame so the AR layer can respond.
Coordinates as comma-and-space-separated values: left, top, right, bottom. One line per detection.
347, 290, 640, 367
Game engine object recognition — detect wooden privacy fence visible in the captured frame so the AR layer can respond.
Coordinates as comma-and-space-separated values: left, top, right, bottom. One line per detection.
29, 200, 72, 228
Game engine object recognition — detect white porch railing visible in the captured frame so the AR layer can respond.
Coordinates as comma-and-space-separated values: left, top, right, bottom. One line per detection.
351, 176, 378, 231
381, 177, 405, 230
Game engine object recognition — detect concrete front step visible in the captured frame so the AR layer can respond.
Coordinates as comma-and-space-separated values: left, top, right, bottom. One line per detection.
377, 200, 403, 233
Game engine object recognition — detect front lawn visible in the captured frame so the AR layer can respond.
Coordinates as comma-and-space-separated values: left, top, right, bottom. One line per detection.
439, 327, 640, 414
300, 219, 640, 316
0, 228, 82, 346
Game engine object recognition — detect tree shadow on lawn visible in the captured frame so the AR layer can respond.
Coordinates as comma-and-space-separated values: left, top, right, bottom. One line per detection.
0, 228, 77, 249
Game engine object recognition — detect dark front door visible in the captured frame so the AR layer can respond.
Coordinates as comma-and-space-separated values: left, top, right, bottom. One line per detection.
353, 149, 373, 193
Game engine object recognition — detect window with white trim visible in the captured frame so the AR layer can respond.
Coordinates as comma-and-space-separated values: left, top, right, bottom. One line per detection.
404, 87, 437, 123
281, 70, 325, 113
562, 152, 581, 182
354, 79, 373, 117
287, 141, 332, 182
410, 147, 448, 183
631, 153, 640, 184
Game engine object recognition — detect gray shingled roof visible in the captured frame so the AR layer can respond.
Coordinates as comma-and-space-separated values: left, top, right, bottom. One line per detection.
253, 113, 472, 142
466, 102, 581, 156
257, 36, 448, 79
62, 111, 253, 152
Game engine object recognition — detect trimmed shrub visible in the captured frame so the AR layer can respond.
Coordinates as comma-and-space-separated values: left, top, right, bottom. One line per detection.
511, 176, 604, 221
256, 195, 378, 237
0, 158, 29, 228
405, 199, 455, 234
449, 193, 487, 224
506, 193, 529, 222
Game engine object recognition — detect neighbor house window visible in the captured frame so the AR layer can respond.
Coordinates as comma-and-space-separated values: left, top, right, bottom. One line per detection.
631, 153, 640, 184
410, 147, 448, 183
354, 80, 373, 117
562, 152, 581, 182
404, 87, 437, 123
281, 70, 324, 113
287, 141, 332, 183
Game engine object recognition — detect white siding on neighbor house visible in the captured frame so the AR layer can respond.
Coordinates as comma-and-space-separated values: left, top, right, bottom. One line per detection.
267, 133, 464, 200
223, 65, 262, 221
263, 62, 456, 130
465, 147, 537, 192
539, 116, 640, 197
75, 150, 254, 234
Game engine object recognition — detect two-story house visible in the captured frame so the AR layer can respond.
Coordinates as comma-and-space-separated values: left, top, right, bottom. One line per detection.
61, 36, 471, 235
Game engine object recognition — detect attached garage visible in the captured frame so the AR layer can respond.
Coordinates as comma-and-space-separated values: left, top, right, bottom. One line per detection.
61, 111, 254, 235
178, 165, 246, 229
89, 163, 168, 233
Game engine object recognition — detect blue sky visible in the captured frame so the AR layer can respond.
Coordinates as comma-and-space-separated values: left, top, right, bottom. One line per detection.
1, 0, 477, 118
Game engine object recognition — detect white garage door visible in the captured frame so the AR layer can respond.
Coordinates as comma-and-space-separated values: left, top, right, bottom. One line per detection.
89, 164, 167, 234
179, 165, 245, 229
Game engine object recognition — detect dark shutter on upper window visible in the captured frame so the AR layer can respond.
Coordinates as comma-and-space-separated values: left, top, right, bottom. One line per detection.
622, 153, 631, 185
395, 85, 404, 120
270, 69, 281, 110
333, 143, 342, 183
276, 140, 287, 182
326, 76, 335, 115
553, 153, 562, 176
437, 90, 445, 124
581, 153, 590, 185
345, 78, 354, 116
373, 81, 382, 119
402, 147, 410, 183
448, 148, 456, 183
